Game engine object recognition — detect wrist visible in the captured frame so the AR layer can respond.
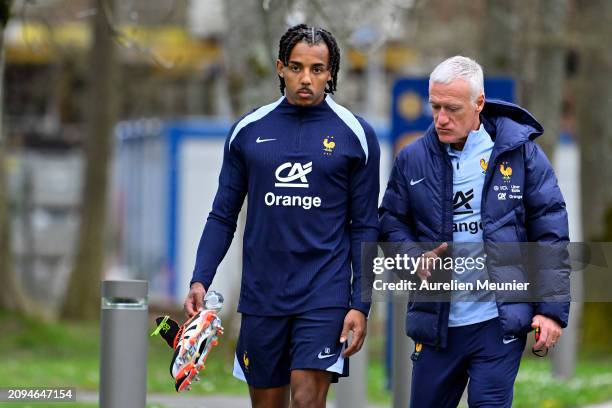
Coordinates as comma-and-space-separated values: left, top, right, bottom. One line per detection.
350, 308, 368, 319
190, 281, 206, 291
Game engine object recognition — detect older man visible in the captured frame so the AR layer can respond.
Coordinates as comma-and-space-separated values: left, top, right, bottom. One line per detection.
379, 56, 570, 407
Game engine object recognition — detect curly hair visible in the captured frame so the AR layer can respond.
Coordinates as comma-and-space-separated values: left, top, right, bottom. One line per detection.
277, 24, 340, 95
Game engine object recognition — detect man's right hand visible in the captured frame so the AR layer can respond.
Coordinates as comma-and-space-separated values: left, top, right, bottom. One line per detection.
416, 242, 448, 281
184, 282, 206, 318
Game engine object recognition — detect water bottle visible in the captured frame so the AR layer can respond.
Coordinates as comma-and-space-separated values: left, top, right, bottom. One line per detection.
204, 290, 224, 312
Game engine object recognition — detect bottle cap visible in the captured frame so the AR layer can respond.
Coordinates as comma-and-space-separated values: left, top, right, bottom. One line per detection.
204, 291, 224, 311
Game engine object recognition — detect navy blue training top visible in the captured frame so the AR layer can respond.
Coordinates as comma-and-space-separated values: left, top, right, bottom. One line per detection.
190, 95, 380, 316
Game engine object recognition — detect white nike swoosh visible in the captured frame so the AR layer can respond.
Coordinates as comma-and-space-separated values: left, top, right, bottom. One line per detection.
410, 177, 425, 186
502, 336, 519, 345
256, 137, 276, 143
317, 352, 335, 359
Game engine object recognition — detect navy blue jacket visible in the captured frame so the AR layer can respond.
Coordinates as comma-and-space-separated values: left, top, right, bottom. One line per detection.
379, 100, 570, 347
191, 96, 380, 316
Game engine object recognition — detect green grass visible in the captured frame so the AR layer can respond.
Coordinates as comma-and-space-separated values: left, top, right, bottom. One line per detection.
368, 357, 612, 407
0, 404, 165, 408
511, 359, 612, 408
0, 404, 98, 408
0, 309, 246, 396
0, 310, 611, 407
367, 354, 612, 407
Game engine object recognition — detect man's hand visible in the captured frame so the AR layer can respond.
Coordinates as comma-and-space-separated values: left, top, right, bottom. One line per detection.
532, 314, 562, 349
184, 282, 206, 318
416, 242, 448, 281
340, 309, 367, 357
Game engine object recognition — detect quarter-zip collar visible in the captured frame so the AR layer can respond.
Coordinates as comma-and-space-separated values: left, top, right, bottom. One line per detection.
277, 94, 333, 118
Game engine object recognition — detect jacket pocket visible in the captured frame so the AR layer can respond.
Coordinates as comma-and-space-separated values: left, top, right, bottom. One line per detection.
514, 207, 528, 242
405, 304, 441, 345
486, 208, 517, 234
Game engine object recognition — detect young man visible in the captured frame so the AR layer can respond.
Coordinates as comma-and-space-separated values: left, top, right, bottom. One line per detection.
379, 56, 570, 407
183, 24, 380, 408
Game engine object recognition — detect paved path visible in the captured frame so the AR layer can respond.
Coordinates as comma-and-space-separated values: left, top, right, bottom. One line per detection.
79, 391, 251, 408
78, 391, 612, 408
78, 391, 385, 408
582, 403, 612, 408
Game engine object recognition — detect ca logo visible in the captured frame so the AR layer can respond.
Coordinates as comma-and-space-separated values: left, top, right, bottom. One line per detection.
275, 162, 312, 188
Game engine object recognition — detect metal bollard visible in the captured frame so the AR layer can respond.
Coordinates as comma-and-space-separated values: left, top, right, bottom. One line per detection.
392, 299, 412, 408
100, 280, 148, 408
335, 337, 367, 408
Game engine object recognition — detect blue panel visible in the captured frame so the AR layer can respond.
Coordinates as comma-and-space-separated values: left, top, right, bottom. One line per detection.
166, 126, 181, 300
164, 120, 232, 300
391, 78, 432, 137
484, 78, 515, 103
163, 120, 232, 139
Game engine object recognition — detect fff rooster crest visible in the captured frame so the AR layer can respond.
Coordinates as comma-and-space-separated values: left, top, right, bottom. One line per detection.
322, 136, 336, 155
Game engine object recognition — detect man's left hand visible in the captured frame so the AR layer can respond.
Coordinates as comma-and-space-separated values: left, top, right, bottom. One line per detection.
340, 309, 367, 357
532, 314, 562, 349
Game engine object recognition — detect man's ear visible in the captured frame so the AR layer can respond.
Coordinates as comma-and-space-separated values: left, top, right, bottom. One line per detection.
276, 59, 284, 77
476, 93, 485, 113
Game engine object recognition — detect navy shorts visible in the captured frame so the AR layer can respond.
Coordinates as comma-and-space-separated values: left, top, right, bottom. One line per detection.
233, 307, 349, 388
410, 317, 526, 408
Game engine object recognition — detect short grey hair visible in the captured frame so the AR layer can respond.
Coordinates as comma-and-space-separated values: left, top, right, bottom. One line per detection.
429, 56, 484, 102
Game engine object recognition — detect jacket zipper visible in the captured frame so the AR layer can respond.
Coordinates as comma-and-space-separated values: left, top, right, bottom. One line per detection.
481, 141, 528, 241
295, 117, 304, 152
436, 152, 454, 347
432, 135, 529, 347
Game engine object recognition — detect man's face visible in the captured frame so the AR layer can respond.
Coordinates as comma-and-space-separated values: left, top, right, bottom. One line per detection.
429, 79, 484, 145
276, 41, 332, 106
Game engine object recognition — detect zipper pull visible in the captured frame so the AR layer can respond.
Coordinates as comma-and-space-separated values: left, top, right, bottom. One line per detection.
411, 342, 423, 361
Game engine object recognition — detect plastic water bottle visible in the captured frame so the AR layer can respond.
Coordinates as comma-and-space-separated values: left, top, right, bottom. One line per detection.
204, 291, 224, 312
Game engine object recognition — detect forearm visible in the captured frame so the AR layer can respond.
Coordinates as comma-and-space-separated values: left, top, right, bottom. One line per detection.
191, 213, 240, 290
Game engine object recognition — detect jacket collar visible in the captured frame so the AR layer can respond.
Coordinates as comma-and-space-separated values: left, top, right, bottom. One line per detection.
277, 95, 333, 116
423, 99, 544, 156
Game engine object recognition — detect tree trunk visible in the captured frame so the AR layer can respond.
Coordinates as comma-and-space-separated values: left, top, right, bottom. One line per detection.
60, 0, 117, 320
0, 0, 29, 313
481, 0, 568, 160
223, 0, 287, 115
481, 0, 519, 76
539, 0, 573, 377
576, 0, 612, 357
524, 0, 569, 159
576, 0, 612, 241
